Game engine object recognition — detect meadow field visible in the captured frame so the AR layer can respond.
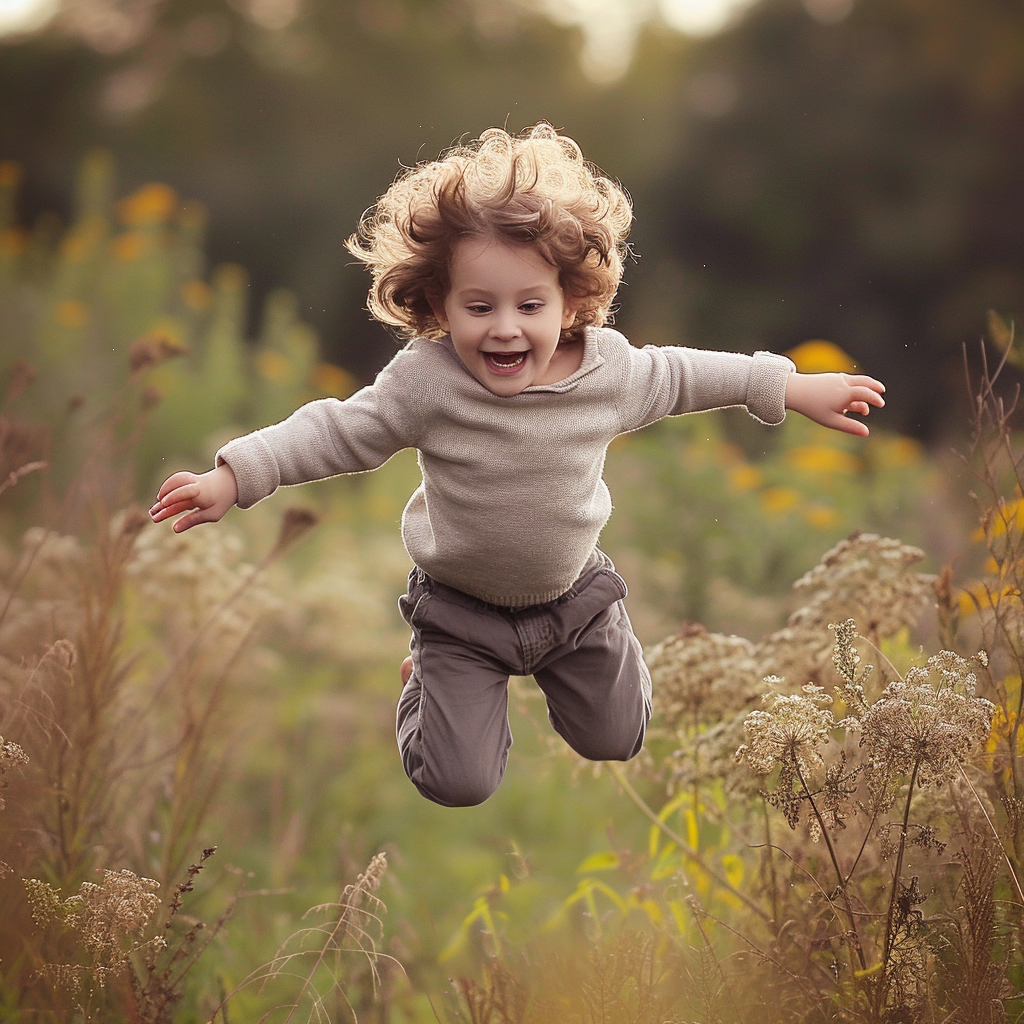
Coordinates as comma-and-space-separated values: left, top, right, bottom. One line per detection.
0, 158, 1021, 1023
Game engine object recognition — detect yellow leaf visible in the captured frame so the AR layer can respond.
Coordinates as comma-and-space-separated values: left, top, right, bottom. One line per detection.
987, 309, 1014, 352
650, 847, 680, 881
577, 850, 620, 874
722, 854, 744, 889
639, 898, 664, 926
685, 809, 700, 851
668, 899, 690, 937
855, 961, 884, 978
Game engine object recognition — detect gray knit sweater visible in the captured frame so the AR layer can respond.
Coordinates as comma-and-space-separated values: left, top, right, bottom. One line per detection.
217, 328, 794, 606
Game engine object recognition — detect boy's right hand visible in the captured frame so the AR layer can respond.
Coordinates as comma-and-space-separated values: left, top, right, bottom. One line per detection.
149, 463, 239, 532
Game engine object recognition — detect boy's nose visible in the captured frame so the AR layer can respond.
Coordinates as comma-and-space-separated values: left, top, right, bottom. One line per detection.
489, 312, 522, 340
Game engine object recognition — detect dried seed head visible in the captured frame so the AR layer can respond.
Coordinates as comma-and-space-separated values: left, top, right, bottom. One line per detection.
736, 683, 835, 778
758, 534, 934, 687
646, 623, 760, 729
272, 506, 319, 556
26, 869, 161, 976
0, 736, 29, 811
859, 652, 995, 810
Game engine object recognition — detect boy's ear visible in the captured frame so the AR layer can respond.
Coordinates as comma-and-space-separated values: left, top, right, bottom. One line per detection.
561, 300, 580, 330
429, 298, 450, 333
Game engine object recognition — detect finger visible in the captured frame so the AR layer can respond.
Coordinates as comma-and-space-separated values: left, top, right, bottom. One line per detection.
151, 482, 201, 513
832, 413, 870, 437
171, 510, 207, 533
172, 504, 225, 533
846, 374, 885, 394
156, 472, 198, 502
150, 498, 199, 523
848, 401, 870, 416
850, 386, 885, 407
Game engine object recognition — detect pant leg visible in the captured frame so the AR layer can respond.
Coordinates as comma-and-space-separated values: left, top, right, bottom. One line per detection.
397, 571, 519, 807
529, 562, 652, 763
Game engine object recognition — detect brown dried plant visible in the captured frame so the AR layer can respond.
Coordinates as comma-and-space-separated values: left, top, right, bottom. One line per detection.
0, 358, 319, 1019
208, 851, 394, 1024
955, 310, 1024, 891
21, 846, 239, 1023
738, 619, 996, 1019
646, 532, 936, 802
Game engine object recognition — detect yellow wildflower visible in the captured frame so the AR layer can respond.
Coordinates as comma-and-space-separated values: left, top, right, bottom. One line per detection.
54, 299, 89, 329
0, 228, 25, 255
785, 339, 858, 374
803, 504, 838, 530
312, 362, 357, 397
728, 463, 762, 492
256, 349, 293, 384
760, 486, 799, 515
872, 435, 923, 469
117, 182, 178, 226
785, 444, 861, 476
0, 160, 22, 188
128, 323, 188, 373
110, 231, 151, 262
181, 279, 212, 311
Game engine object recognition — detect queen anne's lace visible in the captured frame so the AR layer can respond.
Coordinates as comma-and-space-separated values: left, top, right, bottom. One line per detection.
858, 655, 994, 810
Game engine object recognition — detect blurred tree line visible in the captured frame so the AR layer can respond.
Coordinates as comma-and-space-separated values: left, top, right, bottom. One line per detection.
1, 0, 1022, 439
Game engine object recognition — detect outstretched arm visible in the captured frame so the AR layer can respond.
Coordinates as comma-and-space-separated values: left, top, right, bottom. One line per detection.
785, 372, 885, 436
149, 463, 239, 532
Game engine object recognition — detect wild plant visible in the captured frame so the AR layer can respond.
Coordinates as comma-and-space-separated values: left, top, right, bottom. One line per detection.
953, 310, 1024, 887
0, 341, 320, 1017
207, 852, 394, 1024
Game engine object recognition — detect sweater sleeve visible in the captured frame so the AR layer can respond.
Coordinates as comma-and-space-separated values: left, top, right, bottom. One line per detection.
617, 342, 796, 434
216, 352, 418, 509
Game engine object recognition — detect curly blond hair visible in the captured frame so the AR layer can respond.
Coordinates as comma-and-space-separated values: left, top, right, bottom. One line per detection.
345, 123, 633, 343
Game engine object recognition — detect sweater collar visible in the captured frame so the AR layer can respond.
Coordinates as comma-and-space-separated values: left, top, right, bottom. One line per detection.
437, 328, 606, 395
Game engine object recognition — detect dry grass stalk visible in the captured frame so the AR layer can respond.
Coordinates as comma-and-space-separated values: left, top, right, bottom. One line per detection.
0, 356, 318, 1019
207, 852, 393, 1024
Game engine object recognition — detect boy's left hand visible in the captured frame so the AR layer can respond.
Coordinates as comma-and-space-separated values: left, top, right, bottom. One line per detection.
784, 371, 885, 437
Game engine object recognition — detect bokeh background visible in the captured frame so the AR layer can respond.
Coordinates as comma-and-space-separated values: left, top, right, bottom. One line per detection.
0, 0, 1022, 1020
3, 0, 1023, 435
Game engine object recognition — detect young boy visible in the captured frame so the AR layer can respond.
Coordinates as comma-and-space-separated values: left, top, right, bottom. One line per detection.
150, 124, 884, 807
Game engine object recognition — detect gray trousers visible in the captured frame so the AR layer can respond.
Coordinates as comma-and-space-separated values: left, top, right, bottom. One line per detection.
396, 552, 652, 807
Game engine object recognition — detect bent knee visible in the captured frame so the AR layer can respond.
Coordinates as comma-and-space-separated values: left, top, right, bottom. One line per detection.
414, 772, 502, 807
566, 723, 645, 763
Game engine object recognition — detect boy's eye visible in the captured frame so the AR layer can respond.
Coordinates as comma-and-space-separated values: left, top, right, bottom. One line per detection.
519, 301, 544, 314
466, 304, 491, 315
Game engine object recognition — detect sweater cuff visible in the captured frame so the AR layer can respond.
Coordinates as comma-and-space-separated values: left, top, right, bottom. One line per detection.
216, 434, 282, 510
746, 351, 795, 426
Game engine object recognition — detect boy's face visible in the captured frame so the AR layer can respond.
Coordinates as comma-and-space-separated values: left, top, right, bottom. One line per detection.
433, 236, 579, 397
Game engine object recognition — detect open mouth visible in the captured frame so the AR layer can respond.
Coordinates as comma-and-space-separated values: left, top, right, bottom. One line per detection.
483, 351, 527, 374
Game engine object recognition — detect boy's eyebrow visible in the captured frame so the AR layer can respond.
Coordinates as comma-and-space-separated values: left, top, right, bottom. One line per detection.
454, 282, 560, 298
